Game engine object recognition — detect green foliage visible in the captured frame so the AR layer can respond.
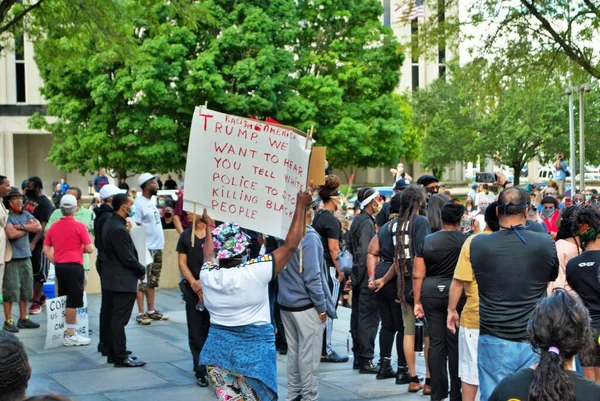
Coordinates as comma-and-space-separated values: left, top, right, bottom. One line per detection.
411, 56, 597, 185
30, 0, 408, 175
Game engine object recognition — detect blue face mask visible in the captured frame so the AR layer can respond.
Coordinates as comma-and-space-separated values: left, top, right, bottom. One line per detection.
585, 195, 592, 201
128, 204, 136, 218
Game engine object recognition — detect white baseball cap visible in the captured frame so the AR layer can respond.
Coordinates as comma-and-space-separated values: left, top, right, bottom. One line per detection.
60, 194, 78, 209
99, 184, 126, 200
138, 173, 159, 188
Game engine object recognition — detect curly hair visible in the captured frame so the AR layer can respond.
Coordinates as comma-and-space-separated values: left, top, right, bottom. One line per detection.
317, 175, 341, 203
0, 331, 30, 401
571, 206, 600, 249
556, 206, 579, 244
393, 184, 426, 303
528, 289, 596, 401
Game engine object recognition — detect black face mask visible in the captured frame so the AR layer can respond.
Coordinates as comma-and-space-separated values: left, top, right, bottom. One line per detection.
164, 212, 172, 218
25, 189, 36, 198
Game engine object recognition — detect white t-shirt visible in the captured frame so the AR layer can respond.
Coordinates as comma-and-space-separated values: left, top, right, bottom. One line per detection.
475, 192, 496, 207
200, 256, 274, 327
134, 196, 165, 250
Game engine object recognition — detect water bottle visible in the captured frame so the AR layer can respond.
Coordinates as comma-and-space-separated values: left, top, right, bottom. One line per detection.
196, 301, 205, 312
414, 319, 424, 352
346, 331, 351, 358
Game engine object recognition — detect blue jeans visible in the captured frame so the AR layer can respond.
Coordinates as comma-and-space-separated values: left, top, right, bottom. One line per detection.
477, 334, 539, 401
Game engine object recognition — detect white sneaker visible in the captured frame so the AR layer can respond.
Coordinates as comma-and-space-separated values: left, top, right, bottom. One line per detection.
63, 332, 92, 347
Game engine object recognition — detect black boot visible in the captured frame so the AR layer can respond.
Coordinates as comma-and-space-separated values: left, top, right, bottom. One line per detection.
396, 365, 411, 385
376, 358, 396, 380
359, 358, 378, 374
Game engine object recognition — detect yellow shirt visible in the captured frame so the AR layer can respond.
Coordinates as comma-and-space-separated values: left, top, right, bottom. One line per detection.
453, 232, 489, 329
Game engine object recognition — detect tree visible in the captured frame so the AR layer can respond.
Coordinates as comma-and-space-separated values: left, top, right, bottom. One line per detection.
411, 58, 583, 185
280, 0, 407, 172
405, 0, 600, 79
31, 0, 410, 176
30, 0, 299, 177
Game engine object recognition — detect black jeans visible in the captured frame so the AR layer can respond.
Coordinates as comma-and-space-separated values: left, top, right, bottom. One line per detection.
376, 279, 406, 365
351, 285, 379, 361
100, 287, 113, 352
110, 291, 137, 362
422, 277, 465, 401
180, 281, 210, 371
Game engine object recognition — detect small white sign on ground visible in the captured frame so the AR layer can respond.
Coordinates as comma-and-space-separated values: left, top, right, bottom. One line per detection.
44, 293, 89, 349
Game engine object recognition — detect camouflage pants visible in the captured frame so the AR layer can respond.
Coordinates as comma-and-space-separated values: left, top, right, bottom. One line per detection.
138, 250, 162, 292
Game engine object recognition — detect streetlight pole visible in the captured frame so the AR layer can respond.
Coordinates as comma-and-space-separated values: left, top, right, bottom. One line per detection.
579, 84, 592, 191
568, 85, 576, 192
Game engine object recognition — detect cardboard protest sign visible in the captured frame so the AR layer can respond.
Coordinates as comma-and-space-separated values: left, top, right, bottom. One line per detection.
183, 106, 312, 238
130, 225, 153, 267
44, 293, 89, 349
308, 146, 326, 186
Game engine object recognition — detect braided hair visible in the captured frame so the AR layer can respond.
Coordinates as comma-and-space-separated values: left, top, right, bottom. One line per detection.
393, 184, 426, 303
528, 289, 595, 401
571, 206, 600, 250
0, 331, 30, 401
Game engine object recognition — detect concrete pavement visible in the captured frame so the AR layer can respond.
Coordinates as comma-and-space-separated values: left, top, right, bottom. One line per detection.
16, 289, 430, 400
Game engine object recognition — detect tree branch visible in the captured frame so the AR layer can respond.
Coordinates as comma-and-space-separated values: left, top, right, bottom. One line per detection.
520, 0, 600, 79
0, 0, 46, 35
582, 0, 600, 19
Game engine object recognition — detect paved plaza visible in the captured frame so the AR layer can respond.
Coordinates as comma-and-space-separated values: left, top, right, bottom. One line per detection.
18, 289, 430, 400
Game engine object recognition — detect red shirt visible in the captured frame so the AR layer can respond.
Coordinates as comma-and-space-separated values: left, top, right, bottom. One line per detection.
44, 217, 92, 264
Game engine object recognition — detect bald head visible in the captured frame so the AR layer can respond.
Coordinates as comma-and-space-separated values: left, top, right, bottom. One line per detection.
497, 187, 530, 217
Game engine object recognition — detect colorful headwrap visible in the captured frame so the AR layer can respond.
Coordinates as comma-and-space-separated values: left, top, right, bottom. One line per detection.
212, 222, 251, 260
577, 223, 600, 243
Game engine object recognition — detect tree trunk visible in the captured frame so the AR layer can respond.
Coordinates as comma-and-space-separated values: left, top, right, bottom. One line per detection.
512, 162, 524, 186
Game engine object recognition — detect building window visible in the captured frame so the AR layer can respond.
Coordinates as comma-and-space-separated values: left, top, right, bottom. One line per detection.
15, 34, 26, 103
411, 20, 419, 91
383, 0, 391, 27
438, 0, 446, 81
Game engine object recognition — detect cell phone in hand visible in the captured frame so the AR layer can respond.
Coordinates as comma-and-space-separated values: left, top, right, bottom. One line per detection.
475, 172, 497, 183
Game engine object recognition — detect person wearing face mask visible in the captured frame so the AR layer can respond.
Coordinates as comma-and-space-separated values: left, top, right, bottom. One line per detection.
349, 187, 382, 373
539, 196, 560, 239
391, 162, 413, 183
161, 201, 175, 230
2, 187, 42, 333
417, 175, 439, 203
573, 193, 586, 207
312, 175, 348, 363
134, 173, 168, 324
585, 190, 594, 206
102, 193, 147, 367
23, 177, 54, 315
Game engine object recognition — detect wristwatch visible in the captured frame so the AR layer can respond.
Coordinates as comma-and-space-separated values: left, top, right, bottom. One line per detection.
19, 223, 25, 231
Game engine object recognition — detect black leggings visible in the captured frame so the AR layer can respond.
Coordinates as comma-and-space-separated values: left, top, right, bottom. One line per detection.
376, 279, 406, 365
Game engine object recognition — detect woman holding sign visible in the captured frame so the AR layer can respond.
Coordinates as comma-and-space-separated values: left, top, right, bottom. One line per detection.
199, 190, 312, 401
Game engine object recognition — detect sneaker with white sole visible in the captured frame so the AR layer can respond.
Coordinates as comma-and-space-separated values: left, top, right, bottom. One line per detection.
136, 313, 152, 325
63, 332, 91, 347
147, 310, 169, 321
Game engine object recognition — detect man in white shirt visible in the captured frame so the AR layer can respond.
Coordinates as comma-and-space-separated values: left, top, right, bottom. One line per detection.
134, 173, 168, 324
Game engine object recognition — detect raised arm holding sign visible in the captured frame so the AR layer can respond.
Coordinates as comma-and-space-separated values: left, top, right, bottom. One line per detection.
183, 106, 314, 239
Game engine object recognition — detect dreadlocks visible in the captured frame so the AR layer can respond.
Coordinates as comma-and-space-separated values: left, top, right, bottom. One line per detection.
0, 331, 30, 401
393, 184, 426, 303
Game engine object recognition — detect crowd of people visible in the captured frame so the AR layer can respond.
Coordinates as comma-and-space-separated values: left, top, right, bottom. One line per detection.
4, 159, 600, 401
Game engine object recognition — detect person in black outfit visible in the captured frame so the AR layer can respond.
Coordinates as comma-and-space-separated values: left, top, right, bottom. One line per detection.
177, 211, 210, 387
349, 187, 382, 373
376, 178, 409, 229
312, 175, 347, 363
372, 184, 432, 393
164, 175, 178, 190
265, 235, 288, 355
490, 289, 600, 401
367, 193, 410, 384
102, 193, 146, 367
413, 200, 468, 401
567, 206, 600, 383
94, 184, 125, 356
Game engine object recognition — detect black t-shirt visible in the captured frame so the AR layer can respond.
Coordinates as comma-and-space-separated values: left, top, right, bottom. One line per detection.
164, 179, 178, 190
176, 228, 205, 280
24, 194, 53, 244
375, 220, 396, 279
567, 251, 600, 329
376, 201, 392, 228
388, 214, 430, 302
161, 218, 175, 230
490, 368, 600, 401
312, 209, 342, 266
423, 231, 469, 278
471, 228, 558, 341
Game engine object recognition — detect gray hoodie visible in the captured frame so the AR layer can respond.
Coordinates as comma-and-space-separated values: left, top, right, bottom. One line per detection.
277, 226, 337, 319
